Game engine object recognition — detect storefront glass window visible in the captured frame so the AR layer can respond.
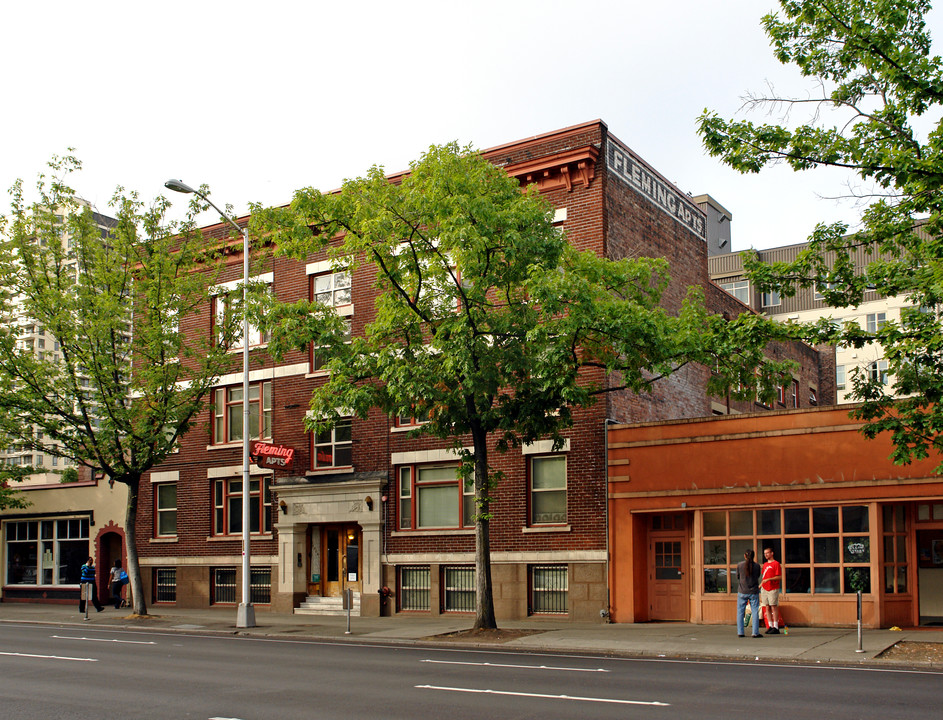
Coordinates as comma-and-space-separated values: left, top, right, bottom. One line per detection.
701, 505, 871, 594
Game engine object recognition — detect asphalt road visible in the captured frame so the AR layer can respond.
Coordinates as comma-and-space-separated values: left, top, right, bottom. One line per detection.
0, 623, 940, 719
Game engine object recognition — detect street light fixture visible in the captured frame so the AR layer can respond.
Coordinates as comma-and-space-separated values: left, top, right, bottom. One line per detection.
164, 179, 256, 629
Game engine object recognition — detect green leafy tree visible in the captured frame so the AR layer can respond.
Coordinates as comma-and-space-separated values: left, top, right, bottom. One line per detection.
253, 142, 792, 629
0, 464, 32, 510
699, 0, 943, 469
0, 155, 240, 614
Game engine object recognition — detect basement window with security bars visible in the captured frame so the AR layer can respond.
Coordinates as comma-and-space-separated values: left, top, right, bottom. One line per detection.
153, 568, 176, 603
213, 567, 238, 604
441, 566, 475, 613
398, 565, 430, 611
529, 565, 568, 615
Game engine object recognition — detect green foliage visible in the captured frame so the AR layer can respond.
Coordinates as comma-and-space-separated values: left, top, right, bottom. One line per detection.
253, 142, 793, 627
0, 154, 241, 613
0, 464, 33, 510
59, 467, 79, 484
699, 0, 943, 470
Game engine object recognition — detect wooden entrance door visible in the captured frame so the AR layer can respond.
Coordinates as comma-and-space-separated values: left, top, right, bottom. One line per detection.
649, 529, 687, 620
322, 525, 361, 597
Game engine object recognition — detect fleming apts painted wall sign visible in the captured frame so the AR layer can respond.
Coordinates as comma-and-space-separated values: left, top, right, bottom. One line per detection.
607, 141, 706, 240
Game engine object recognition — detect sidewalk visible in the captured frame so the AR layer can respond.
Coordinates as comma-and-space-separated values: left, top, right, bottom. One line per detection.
1, 602, 941, 668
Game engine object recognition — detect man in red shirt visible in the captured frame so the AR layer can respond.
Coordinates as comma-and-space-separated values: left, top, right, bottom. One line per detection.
760, 547, 782, 634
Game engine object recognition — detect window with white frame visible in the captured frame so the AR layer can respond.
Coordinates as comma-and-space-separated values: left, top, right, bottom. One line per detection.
312, 418, 352, 469
869, 360, 889, 384
761, 289, 781, 308
155, 483, 177, 537
720, 280, 749, 304
530, 455, 567, 525
398, 464, 474, 530
866, 312, 887, 333
836, 365, 846, 391
312, 270, 351, 307
213, 476, 273, 536
310, 318, 351, 373
212, 275, 272, 350
212, 381, 272, 444
4, 518, 89, 585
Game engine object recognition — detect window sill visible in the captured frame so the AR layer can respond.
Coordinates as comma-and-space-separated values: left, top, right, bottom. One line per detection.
205, 533, 274, 542
392, 529, 475, 537
207, 440, 273, 451
522, 525, 571, 534
306, 466, 354, 477
390, 424, 429, 433
149, 537, 179, 544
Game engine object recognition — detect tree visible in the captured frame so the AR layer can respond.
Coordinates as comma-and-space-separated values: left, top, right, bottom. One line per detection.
0, 155, 240, 614
0, 464, 32, 510
253, 142, 792, 629
698, 0, 943, 470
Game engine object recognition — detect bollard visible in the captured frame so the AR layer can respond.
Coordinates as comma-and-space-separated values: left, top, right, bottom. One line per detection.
345, 587, 352, 635
856, 590, 865, 653
83, 583, 90, 622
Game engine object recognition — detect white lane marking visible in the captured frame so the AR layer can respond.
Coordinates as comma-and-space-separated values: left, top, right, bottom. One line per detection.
421, 658, 609, 672
416, 685, 669, 706
209, 717, 245, 719
0, 651, 96, 662
52, 635, 156, 645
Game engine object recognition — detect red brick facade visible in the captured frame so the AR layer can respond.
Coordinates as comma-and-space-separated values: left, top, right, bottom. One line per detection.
135, 120, 833, 621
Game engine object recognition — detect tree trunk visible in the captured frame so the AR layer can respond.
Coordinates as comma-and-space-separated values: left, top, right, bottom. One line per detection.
471, 425, 497, 630
122, 475, 147, 616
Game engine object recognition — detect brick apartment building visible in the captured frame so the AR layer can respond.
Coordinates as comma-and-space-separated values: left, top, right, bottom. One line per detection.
130, 120, 833, 621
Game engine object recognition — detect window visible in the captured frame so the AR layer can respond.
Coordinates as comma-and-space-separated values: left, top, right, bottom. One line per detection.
789, 379, 799, 408
882, 505, 908, 594
213, 288, 270, 349
313, 418, 352, 469
836, 365, 846, 391
530, 565, 568, 615
212, 381, 272, 444
155, 483, 177, 537
442, 566, 475, 612
311, 318, 351, 373
4, 518, 89, 586
702, 505, 870, 594
213, 477, 273, 536
212, 567, 237, 603
394, 408, 432, 428
250, 566, 272, 604
776, 385, 786, 406
398, 465, 474, 530
761, 290, 781, 308
530, 455, 567, 525
866, 312, 887, 333
153, 568, 176, 603
814, 282, 838, 301
809, 387, 818, 406
399, 565, 431, 611
312, 270, 351, 307
720, 280, 750, 304
869, 360, 889, 384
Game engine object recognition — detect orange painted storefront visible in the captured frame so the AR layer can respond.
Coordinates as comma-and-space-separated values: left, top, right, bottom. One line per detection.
608, 406, 943, 628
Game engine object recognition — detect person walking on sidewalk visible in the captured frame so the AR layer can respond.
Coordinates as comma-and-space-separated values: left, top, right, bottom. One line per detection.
79, 556, 104, 613
737, 550, 761, 638
761, 547, 783, 634
109, 559, 125, 610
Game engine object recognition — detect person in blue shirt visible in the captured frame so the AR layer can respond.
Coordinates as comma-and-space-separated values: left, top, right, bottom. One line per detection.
79, 556, 104, 613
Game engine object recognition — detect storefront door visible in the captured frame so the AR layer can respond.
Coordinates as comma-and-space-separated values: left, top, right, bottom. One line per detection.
322, 525, 361, 597
648, 513, 688, 621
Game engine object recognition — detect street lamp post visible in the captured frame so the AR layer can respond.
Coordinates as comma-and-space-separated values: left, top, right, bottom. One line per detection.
164, 179, 256, 629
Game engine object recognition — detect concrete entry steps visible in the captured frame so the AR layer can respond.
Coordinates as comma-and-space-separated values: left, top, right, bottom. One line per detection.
294, 593, 360, 616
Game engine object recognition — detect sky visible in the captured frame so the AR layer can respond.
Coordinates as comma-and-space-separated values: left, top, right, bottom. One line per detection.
2, 0, 941, 252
